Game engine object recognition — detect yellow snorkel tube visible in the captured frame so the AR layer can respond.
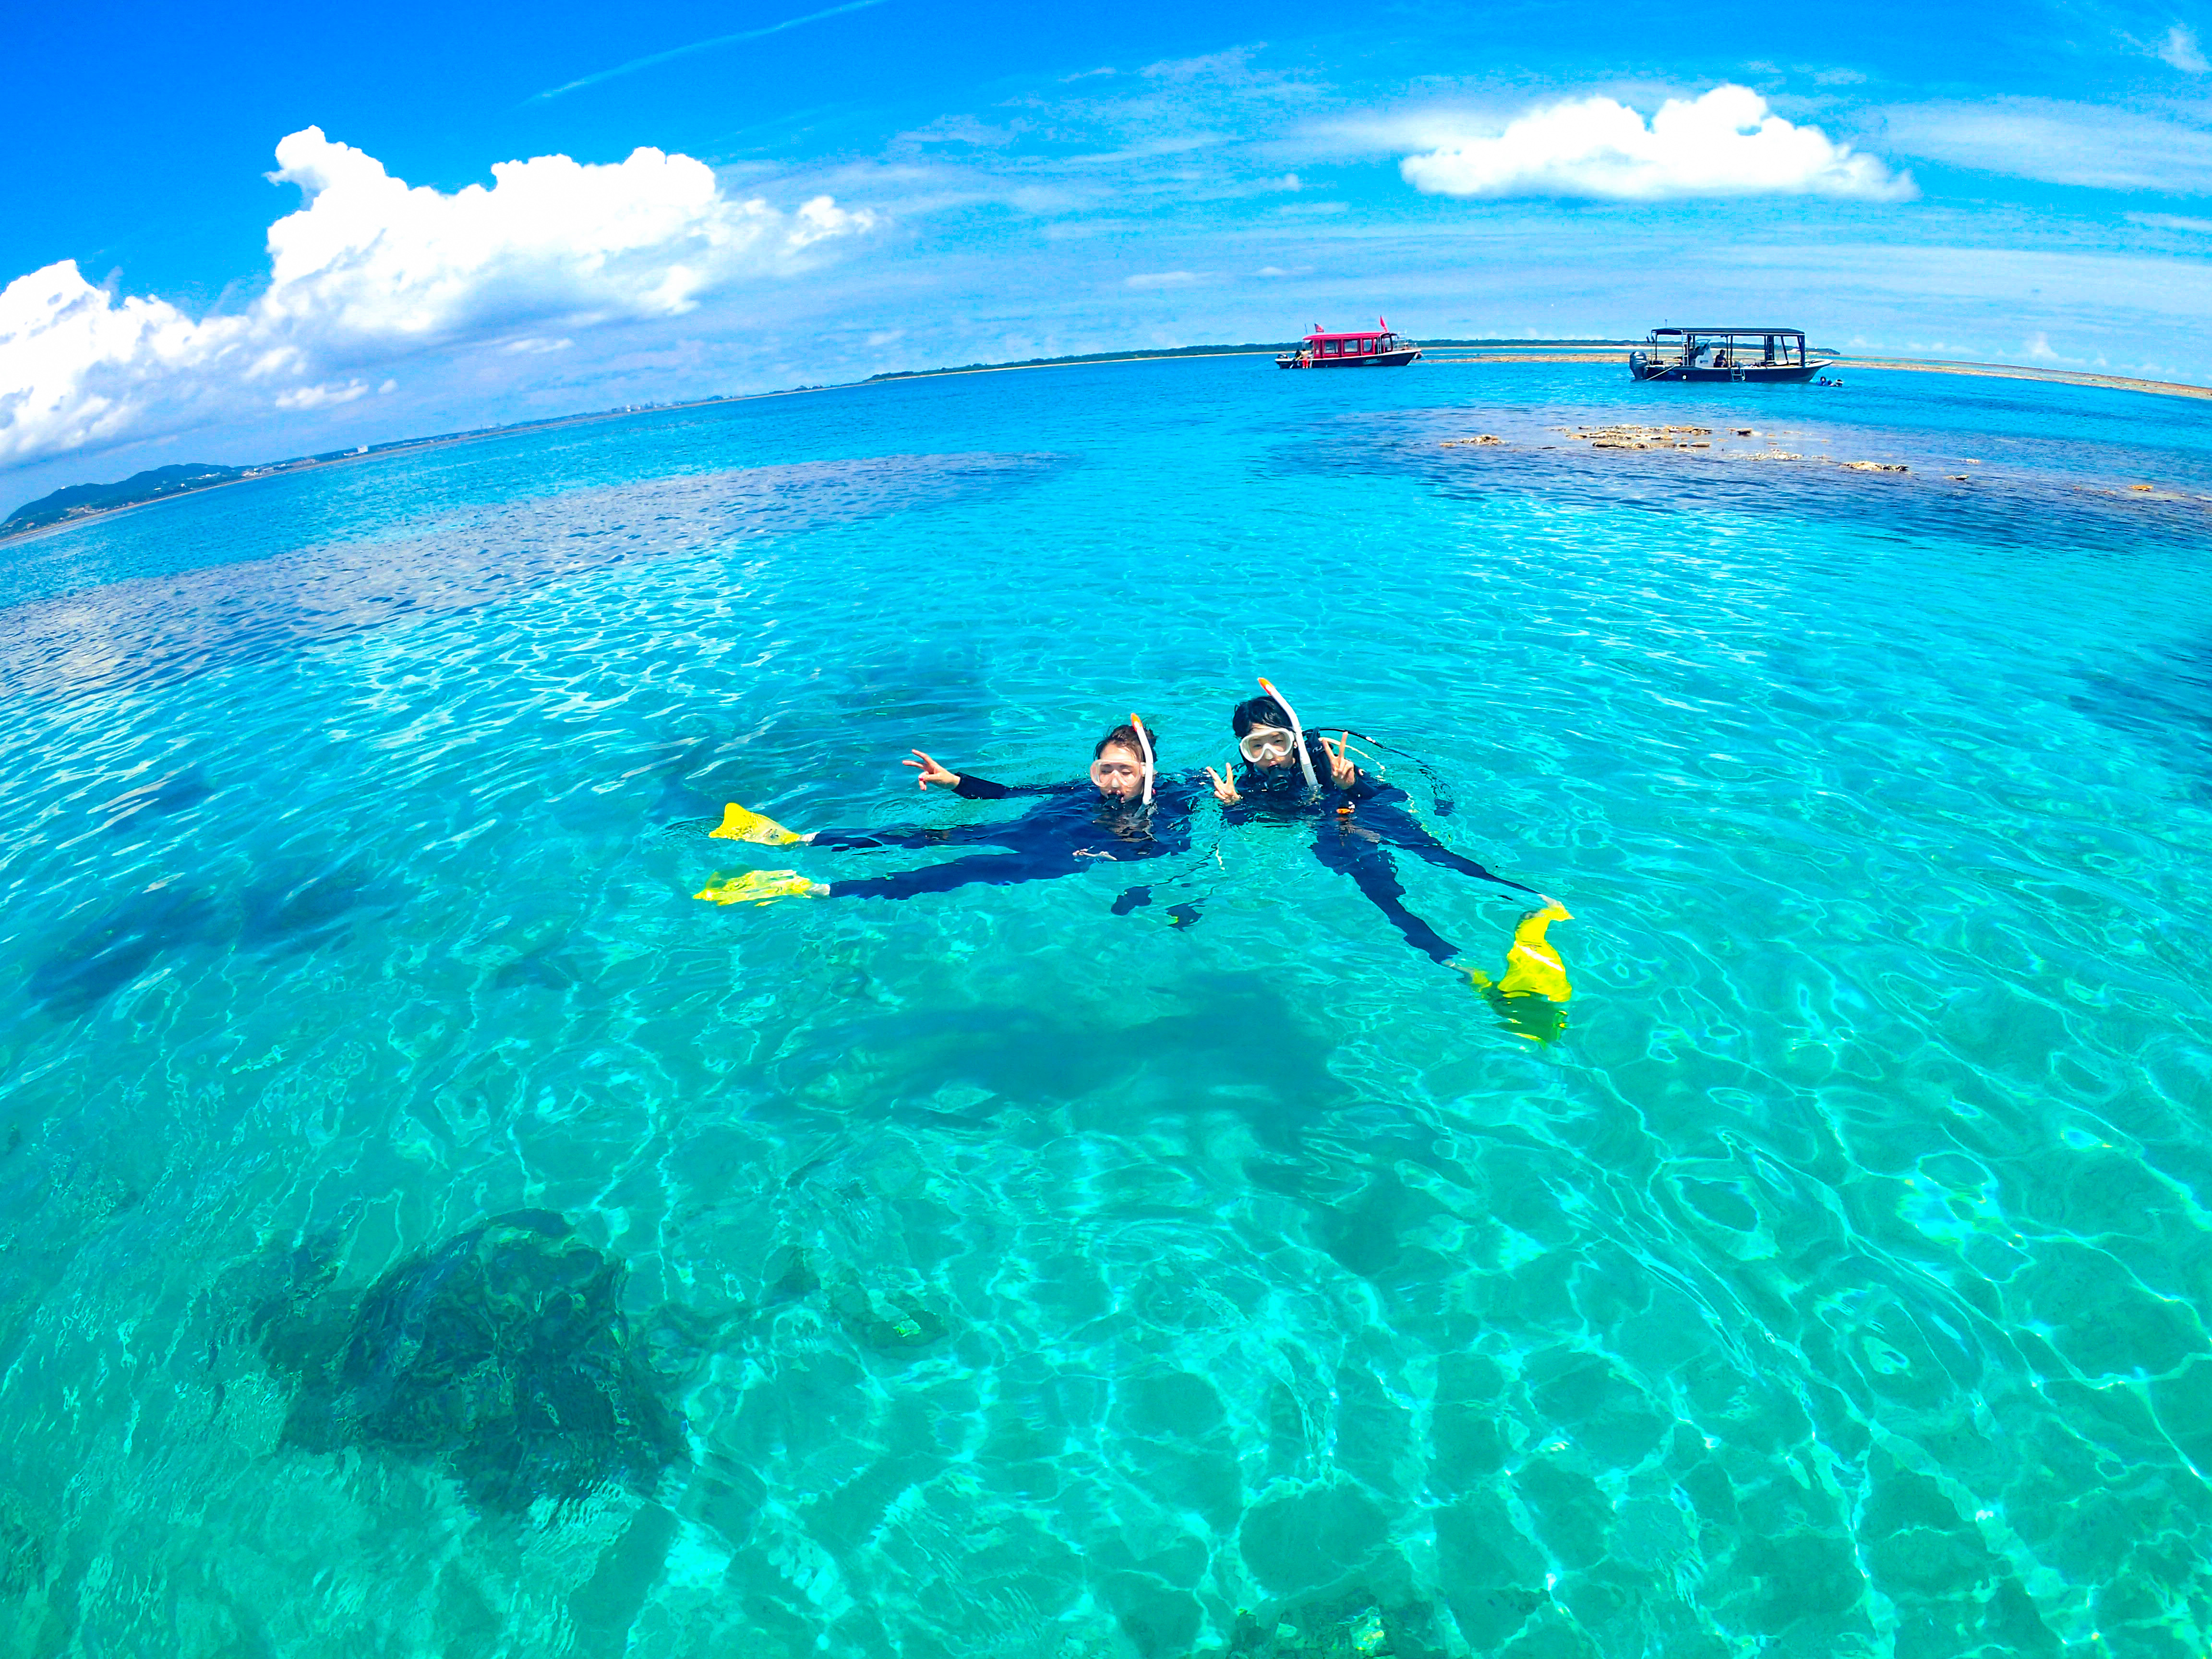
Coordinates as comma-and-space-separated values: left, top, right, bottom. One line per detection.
1257, 676, 1321, 793
1130, 712, 1156, 805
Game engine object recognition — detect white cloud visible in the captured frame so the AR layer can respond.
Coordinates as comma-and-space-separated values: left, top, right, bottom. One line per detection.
1398, 84, 1915, 201
0, 128, 874, 467
2129, 210, 2212, 231
273, 379, 371, 409
2158, 23, 2210, 72
1125, 270, 1204, 289
1878, 99, 2212, 192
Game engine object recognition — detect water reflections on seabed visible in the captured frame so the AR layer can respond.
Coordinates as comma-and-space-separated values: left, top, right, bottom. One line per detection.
0, 361, 2208, 1658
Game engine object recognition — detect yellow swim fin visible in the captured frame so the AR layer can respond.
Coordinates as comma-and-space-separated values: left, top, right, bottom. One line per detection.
710, 803, 803, 844
1496, 900, 1573, 1002
1463, 899, 1573, 1042
695, 869, 824, 906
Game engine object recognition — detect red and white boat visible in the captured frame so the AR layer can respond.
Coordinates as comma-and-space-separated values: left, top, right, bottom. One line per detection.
1275, 320, 1421, 369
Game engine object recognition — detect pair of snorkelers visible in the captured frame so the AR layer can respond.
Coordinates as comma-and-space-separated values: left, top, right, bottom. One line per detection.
698, 684, 1572, 1035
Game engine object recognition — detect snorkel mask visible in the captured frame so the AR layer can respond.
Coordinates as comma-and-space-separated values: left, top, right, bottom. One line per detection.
1089, 716, 1156, 800
1089, 752, 1145, 795
1255, 677, 1321, 792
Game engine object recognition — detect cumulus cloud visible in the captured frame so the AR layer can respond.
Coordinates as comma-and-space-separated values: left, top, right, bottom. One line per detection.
1398, 84, 1914, 201
0, 128, 874, 467
1877, 98, 2212, 192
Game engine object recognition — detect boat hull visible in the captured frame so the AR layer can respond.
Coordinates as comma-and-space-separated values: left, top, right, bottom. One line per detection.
1275, 349, 1422, 369
1629, 360, 1821, 384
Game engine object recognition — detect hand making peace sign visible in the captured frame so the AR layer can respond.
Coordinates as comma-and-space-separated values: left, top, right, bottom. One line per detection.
903, 750, 962, 790
1322, 731, 1358, 788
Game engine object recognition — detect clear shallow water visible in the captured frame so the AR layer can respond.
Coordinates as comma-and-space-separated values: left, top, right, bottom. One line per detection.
0, 359, 2209, 1658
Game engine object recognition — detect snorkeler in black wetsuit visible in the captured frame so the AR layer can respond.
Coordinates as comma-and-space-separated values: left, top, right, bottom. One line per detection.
696, 722, 1198, 909
1207, 689, 1558, 974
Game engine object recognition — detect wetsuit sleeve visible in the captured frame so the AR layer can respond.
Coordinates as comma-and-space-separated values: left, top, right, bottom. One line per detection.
951, 774, 1068, 800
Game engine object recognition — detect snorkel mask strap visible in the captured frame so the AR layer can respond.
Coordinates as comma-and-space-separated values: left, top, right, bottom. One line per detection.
1130, 712, 1155, 805
1257, 676, 1321, 793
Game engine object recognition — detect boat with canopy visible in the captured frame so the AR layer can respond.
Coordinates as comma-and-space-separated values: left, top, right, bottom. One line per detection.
1276, 322, 1421, 369
1629, 328, 1827, 383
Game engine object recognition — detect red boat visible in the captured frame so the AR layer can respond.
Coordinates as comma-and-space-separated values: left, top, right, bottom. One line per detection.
1275, 320, 1421, 369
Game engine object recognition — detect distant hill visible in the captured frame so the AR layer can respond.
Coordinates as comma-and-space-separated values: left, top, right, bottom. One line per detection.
3, 462, 243, 535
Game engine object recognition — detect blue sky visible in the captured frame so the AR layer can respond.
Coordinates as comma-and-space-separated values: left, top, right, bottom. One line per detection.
4, 0, 2211, 502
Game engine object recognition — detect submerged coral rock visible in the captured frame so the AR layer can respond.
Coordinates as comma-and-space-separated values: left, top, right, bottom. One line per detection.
1228, 1583, 1447, 1658
264, 1211, 685, 1509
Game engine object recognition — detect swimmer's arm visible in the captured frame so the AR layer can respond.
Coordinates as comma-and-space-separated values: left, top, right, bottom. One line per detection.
902, 751, 1063, 800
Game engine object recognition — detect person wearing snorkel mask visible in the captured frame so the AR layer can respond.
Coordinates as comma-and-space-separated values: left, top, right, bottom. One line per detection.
695, 721, 1199, 910
1208, 686, 1573, 1034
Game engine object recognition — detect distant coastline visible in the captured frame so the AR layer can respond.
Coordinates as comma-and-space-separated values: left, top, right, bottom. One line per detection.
0, 382, 840, 548
8, 342, 2205, 547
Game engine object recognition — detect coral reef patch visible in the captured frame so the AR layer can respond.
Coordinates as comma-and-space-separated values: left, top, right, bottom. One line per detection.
257, 1211, 685, 1511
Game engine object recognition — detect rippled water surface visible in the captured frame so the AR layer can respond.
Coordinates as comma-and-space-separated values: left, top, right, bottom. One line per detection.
2, 360, 2210, 1658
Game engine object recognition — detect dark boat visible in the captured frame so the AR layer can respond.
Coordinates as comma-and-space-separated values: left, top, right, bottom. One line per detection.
1629, 328, 1827, 383
1276, 321, 1421, 369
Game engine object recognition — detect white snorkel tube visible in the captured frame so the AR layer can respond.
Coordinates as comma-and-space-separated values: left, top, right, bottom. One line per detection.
1130, 712, 1156, 806
1257, 676, 1321, 793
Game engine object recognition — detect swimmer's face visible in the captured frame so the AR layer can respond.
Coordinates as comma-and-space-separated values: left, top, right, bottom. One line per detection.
1239, 724, 1299, 769
1089, 743, 1147, 799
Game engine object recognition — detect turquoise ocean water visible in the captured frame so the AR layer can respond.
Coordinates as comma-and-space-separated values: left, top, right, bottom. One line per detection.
1, 357, 2210, 1658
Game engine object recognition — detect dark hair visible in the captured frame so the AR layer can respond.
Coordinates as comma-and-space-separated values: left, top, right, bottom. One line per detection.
1095, 722, 1156, 760
1231, 696, 1294, 738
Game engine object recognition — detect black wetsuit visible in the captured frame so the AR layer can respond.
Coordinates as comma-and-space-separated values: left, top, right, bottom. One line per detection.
1226, 741, 1531, 964
811, 771, 1199, 905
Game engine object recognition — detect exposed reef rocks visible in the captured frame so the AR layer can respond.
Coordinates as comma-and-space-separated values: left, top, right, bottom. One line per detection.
1567, 423, 1712, 450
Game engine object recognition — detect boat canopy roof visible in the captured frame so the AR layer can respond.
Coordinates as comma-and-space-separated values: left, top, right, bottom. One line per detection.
1304, 330, 1398, 344
1648, 327, 1805, 338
